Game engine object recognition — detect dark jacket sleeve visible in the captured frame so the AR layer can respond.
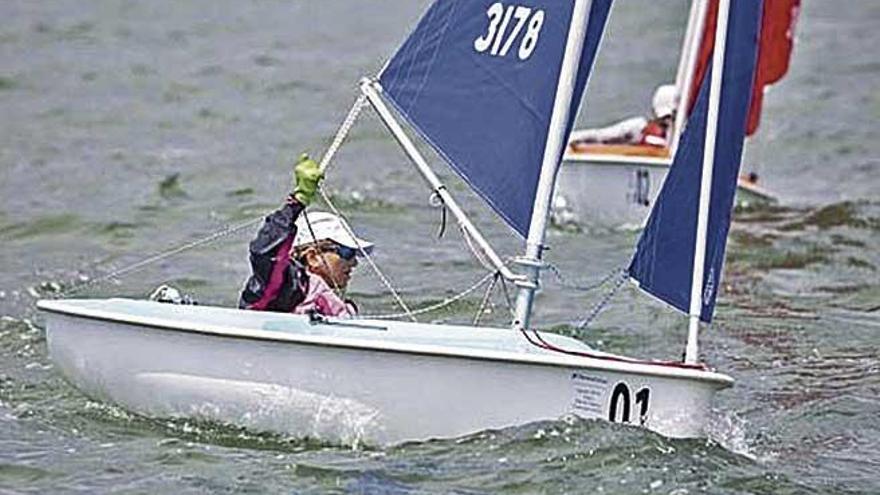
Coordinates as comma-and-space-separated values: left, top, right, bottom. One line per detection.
239, 197, 305, 309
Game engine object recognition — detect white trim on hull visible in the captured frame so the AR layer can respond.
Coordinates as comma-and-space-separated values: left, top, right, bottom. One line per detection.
39, 299, 732, 445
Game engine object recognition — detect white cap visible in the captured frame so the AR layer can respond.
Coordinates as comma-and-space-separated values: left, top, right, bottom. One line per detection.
651, 84, 679, 119
294, 211, 374, 254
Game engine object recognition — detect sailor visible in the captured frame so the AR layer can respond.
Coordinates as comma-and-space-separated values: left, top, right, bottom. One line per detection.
569, 84, 679, 149
239, 154, 373, 317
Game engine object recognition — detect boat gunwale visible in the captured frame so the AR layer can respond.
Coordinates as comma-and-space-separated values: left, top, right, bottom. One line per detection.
38, 299, 734, 388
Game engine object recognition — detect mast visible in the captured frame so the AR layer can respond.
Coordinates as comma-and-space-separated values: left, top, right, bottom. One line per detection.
513, 0, 594, 330
684, 0, 730, 364
672, 0, 710, 155
674, 0, 702, 94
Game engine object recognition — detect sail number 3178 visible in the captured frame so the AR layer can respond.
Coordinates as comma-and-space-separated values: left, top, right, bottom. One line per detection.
474, 3, 545, 60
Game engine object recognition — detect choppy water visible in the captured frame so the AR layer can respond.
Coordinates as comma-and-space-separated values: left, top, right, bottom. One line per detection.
1, 1, 878, 493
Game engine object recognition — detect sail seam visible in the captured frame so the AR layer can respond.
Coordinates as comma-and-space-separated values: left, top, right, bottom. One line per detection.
405, 1, 459, 114
466, 54, 548, 122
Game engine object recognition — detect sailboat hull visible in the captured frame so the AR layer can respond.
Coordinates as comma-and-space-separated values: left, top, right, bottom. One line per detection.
40, 299, 732, 445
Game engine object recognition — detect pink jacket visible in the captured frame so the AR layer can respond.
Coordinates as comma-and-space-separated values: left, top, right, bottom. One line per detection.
291, 271, 356, 318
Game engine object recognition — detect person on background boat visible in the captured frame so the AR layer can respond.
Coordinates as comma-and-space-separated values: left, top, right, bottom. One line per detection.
238, 154, 373, 317
569, 84, 679, 150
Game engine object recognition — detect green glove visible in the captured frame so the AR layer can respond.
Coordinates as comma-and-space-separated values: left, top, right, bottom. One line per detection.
292, 153, 323, 205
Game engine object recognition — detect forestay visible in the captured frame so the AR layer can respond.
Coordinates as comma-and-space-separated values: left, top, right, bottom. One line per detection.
379, 0, 612, 238
628, 0, 762, 323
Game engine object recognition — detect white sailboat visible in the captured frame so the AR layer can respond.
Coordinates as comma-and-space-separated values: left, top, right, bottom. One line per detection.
557, 0, 800, 226
38, 0, 762, 446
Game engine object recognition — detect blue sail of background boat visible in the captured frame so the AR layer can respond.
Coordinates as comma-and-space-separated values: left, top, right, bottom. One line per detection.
379, 0, 613, 237
628, 0, 762, 323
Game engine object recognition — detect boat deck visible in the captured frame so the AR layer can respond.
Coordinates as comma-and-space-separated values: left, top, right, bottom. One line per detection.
39, 298, 597, 356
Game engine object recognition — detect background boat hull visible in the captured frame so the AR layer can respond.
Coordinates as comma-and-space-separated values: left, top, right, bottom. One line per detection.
557, 155, 670, 227
557, 154, 776, 228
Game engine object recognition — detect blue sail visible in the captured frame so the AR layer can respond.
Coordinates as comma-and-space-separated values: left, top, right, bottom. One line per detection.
628, 0, 763, 323
379, 0, 612, 237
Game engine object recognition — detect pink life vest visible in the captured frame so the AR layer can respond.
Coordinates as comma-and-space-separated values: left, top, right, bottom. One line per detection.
291, 271, 356, 318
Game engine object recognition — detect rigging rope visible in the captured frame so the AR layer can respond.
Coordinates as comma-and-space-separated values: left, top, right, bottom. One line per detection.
545, 262, 622, 292
360, 270, 496, 320
58, 216, 263, 298
472, 271, 500, 325
460, 224, 497, 273
312, 92, 506, 322
51, 91, 514, 328
303, 92, 417, 321
308, 92, 420, 320
318, 94, 367, 174
316, 188, 418, 322
574, 267, 629, 332
496, 271, 516, 317
53, 94, 384, 306
539, 261, 631, 335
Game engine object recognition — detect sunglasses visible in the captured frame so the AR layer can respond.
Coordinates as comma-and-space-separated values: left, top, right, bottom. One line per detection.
324, 244, 358, 261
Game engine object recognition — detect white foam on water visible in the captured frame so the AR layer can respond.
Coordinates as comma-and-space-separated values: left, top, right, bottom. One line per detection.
137, 372, 384, 447
706, 408, 756, 460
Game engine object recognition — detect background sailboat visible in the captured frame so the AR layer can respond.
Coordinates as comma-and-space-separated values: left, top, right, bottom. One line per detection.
39, 0, 760, 445
557, 0, 800, 227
